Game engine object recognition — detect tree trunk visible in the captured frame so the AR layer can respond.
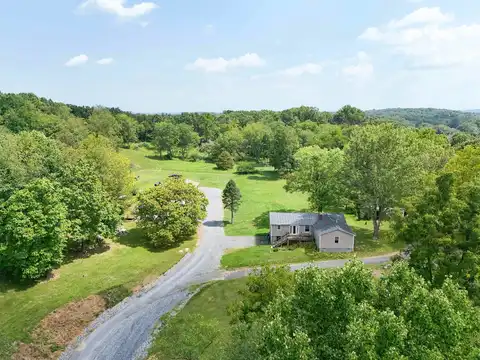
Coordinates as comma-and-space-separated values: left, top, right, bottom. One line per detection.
372, 214, 381, 240
230, 206, 234, 224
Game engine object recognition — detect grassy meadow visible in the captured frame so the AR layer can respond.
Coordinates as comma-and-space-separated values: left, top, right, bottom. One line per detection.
122, 146, 309, 236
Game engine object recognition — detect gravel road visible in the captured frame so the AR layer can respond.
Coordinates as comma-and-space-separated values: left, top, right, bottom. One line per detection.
60, 187, 393, 360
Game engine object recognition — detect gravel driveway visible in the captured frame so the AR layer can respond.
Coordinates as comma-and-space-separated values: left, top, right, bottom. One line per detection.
60, 187, 392, 360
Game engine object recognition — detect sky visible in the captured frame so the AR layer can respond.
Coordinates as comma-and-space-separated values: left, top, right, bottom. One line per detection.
1, 0, 480, 113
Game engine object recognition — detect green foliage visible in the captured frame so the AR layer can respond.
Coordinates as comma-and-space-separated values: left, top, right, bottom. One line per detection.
367, 107, 480, 134
285, 146, 345, 212
228, 260, 480, 360
0, 178, 68, 280
268, 122, 299, 173
75, 135, 135, 199
87, 108, 121, 145
59, 161, 121, 252
235, 162, 258, 174
136, 178, 208, 248
177, 123, 201, 159
222, 180, 242, 224
344, 123, 450, 239
216, 151, 235, 170
116, 113, 139, 146
331, 105, 366, 125
242, 122, 272, 161
153, 121, 179, 158
229, 265, 294, 323
396, 171, 480, 303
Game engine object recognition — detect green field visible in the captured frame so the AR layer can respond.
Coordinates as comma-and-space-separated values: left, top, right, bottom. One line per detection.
122, 146, 309, 236
148, 279, 247, 360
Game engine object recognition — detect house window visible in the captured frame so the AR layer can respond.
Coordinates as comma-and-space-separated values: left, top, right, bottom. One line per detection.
335, 236, 339, 243
277, 225, 281, 230
305, 225, 310, 232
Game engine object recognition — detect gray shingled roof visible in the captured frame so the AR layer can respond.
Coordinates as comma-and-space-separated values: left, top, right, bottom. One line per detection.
269, 212, 354, 235
313, 213, 354, 235
269, 212, 319, 226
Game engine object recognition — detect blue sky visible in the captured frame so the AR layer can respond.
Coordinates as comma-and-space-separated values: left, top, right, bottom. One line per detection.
1, 0, 480, 113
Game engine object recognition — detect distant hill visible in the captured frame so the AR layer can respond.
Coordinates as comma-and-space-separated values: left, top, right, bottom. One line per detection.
366, 108, 480, 135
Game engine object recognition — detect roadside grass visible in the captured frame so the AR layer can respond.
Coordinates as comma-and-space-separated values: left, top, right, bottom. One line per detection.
221, 218, 402, 269
121, 147, 308, 236
148, 279, 247, 360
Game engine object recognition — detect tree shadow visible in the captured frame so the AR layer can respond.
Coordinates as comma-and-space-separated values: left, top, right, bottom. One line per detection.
203, 220, 227, 227
252, 209, 299, 232
247, 170, 280, 181
114, 227, 187, 252
145, 154, 172, 161
63, 242, 111, 265
97, 284, 132, 308
0, 276, 34, 293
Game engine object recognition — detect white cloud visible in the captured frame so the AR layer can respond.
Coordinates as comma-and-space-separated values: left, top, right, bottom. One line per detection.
185, 53, 265, 73
65, 54, 88, 67
79, 0, 157, 18
279, 63, 323, 76
140, 21, 149, 28
359, 7, 480, 69
387, 7, 453, 29
97, 58, 114, 65
342, 52, 374, 80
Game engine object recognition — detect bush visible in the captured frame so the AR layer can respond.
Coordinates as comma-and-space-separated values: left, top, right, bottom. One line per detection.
187, 149, 204, 162
235, 162, 258, 174
216, 151, 235, 170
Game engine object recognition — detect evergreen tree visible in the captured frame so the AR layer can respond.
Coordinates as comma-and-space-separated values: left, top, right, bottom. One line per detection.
222, 180, 242, 224
216, 151, 235, 170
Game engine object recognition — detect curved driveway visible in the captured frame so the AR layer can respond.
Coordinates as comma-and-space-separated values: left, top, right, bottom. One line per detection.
61, 187, 392, 360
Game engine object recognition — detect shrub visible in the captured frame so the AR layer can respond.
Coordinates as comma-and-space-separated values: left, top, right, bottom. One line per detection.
235, 162, 258, 174
216, 151, 235, 170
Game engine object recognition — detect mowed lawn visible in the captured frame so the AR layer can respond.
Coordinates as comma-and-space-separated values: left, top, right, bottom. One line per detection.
122, 147, 309, 236
221, 217, 403, 269
148, 278, 247, 360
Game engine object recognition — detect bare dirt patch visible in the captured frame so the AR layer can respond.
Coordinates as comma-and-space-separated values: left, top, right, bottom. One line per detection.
13, 295, 107, 360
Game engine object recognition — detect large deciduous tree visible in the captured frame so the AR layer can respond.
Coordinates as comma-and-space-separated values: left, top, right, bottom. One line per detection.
227, 260, 480, 360
331, 105, 366, 125
153, 122, 179, 158
0, 178, 69, 280
136, 178, 208, 248
177, 123, 200, 159
344, 123, 449, 239
268, 122, 299, 174
222, 180, 242, 224
75, 135, 135, 199
285, 146, 345, 212
60, 161, 121, 252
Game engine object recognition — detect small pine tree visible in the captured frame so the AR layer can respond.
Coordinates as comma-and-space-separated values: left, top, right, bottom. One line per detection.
222, 180, 242, 224
216, 151, 235, 170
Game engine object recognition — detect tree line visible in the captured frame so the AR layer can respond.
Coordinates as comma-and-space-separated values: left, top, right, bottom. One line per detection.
0, 94, 136, 281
